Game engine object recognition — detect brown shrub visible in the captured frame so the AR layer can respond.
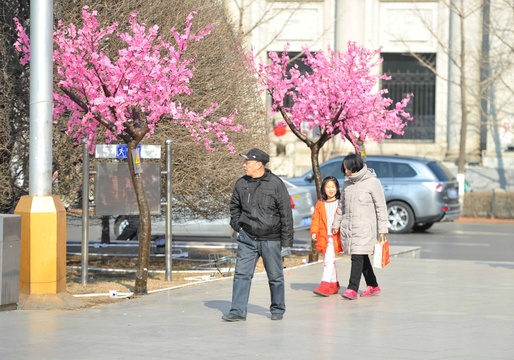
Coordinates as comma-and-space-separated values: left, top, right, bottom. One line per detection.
463, 190, 514, 219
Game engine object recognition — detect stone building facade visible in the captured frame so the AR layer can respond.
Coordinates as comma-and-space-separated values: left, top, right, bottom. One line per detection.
224, 0, 514, 177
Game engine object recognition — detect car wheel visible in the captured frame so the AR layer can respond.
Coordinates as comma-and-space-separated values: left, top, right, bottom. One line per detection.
412, 222, 434, 232
114, 215, 140, 240
113, 216, 129, 238
387, 201, 414, 234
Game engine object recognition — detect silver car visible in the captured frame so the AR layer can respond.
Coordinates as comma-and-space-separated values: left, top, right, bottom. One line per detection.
282, 178, 314, 231
113, 178, 313, 240
285, 155, 461, 234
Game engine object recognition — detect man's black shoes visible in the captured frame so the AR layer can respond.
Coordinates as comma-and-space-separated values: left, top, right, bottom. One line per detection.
221, 314, 246, 322
222, 313, 284, 321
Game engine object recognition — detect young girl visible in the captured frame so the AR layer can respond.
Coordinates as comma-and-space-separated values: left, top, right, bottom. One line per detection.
310, 176, 343, 296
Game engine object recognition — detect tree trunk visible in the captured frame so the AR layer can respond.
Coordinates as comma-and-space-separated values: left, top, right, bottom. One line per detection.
308, 143, 321, 263
126, 143, 152, 295
277, 105, 340, 263
457, 0, 468, 198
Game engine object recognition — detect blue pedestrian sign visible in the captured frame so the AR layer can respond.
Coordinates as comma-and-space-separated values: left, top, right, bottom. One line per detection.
116, 145, 128, 159
115, 145, 141, 159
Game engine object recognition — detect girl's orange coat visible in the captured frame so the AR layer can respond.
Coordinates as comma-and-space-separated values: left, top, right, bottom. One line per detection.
310, 200, 343, 254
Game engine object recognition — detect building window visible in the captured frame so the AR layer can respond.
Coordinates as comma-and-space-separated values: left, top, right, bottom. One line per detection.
381, 53, 436, 141
269, 52, 312, 109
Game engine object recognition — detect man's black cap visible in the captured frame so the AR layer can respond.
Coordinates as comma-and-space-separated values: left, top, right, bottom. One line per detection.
240, 148, 270, 165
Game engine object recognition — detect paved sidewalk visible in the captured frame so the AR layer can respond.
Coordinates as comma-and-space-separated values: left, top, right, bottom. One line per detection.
1, 252, 513, 359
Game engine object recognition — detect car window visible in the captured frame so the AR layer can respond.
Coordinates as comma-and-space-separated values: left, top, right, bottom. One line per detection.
320, 161, 344, 179
391, 162, 417, 178
366, 161, 393, 178
427, 161, 456, 181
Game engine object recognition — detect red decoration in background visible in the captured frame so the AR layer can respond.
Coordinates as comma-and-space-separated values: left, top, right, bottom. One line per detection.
273, 124, 287, 137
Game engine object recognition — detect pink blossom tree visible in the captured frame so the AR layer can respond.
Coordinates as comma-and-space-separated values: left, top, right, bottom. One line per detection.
251, 43, 412, 261
15, 7, 244, 294
252, 42, 412, 198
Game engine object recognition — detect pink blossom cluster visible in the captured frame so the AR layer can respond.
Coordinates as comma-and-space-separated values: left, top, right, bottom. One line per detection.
14, 7, 243, 153
251, 42, 412, 147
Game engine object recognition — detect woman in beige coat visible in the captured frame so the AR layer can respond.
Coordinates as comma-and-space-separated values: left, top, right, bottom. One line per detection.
333, 153, 388, 300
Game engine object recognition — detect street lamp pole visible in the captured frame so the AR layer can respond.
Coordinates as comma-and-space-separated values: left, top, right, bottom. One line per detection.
28, 0, 53, 195
14, 0, 83, 309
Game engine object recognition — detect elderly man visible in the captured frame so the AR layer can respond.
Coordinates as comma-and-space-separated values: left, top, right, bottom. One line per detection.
222, 148, 293, 322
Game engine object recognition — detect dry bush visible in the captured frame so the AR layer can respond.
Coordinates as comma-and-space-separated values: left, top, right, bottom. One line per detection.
463, 191, 493, 218
463, 190, 514, 219
488, 190, 514, 219
0, 0, 30, 213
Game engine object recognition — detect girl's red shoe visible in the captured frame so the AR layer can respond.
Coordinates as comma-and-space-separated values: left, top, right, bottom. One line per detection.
313, 281, 340, 296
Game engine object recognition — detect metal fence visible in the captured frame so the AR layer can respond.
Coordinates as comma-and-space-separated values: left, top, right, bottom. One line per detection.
384, 70, 436, 142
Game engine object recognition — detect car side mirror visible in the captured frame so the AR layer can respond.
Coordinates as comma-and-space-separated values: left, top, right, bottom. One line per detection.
305, 174, 314, 182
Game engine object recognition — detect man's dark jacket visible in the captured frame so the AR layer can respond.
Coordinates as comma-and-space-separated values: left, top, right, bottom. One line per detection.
230, 169, 294, 247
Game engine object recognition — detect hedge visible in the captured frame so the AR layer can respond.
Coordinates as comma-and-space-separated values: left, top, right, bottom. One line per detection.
463, 190, 514, 219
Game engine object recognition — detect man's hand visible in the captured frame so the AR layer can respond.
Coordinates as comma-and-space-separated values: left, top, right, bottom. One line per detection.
311, 233, 317, 241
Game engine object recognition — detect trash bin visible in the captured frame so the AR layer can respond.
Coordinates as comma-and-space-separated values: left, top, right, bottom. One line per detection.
0, 214, 21, 311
